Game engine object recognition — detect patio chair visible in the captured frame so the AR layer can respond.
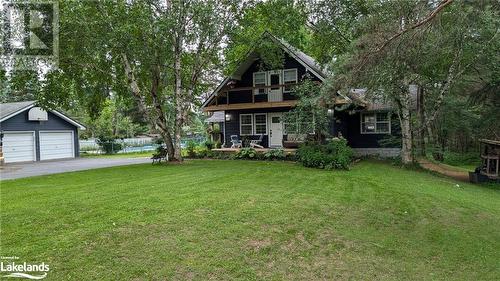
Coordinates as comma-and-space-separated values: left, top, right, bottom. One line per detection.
151, 146, 168, 164
230, 135, 242, 148
250, 134, 264, 149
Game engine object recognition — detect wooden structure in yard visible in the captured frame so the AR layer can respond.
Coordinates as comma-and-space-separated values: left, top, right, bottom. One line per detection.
479, 139, 500, 179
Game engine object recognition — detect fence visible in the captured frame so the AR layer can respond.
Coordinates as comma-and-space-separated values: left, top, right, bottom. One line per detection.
80, 136, 207, 155
80, 138, 157, 155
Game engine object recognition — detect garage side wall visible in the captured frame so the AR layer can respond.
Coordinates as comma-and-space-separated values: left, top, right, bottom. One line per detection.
1, 111, 80, 160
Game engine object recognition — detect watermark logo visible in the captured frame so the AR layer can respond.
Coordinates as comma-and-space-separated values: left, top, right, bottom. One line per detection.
1, 0, 59, 70
1, 256, 49, 279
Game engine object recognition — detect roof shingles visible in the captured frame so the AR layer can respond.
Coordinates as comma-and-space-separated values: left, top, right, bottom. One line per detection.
0, 101, 35, 120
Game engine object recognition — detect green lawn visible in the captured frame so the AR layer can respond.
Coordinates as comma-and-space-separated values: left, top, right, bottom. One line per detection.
1, 160, 499, 280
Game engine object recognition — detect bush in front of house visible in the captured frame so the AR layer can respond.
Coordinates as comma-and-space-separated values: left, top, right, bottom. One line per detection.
263, 148, 286, 160
214, 141, 222, 149
233, 147, 259, 159
296, 138, 353, 170
204, 140, 214, 150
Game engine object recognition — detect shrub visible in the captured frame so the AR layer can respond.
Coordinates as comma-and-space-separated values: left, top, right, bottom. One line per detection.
211, 151, 231, 159
96, 136, 123, 154
195, 146, 210, 158
186, 141, 197, 158
214, 141, 222, 149
234, 148, 258, 159
204, 140, 214, 150
296, 138, 353, 170
443, 151, 480, 167
264, 148, 285, 160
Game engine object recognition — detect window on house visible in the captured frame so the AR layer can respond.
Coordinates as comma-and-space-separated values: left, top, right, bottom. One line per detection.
254, 113, 267, 135
253, 72, 267, 95
361, 112, 391, 134
240, 114, 253, 135
283, 69, 298, 93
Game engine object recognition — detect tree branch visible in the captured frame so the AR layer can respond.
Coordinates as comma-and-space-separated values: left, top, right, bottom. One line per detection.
374, 0, 454, 54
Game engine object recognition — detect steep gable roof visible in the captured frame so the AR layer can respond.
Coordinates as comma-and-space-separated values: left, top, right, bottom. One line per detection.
0, 100, 36, 121
202, 32, 328, 108
0, 100, 86, 130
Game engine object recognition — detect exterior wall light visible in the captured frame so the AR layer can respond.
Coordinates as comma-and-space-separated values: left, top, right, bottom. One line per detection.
225, 114, 231, 121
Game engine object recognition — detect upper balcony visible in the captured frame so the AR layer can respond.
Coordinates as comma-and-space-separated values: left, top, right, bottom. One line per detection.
203, 84, 299, 112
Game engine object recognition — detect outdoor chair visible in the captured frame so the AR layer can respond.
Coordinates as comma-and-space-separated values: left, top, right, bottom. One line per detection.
230, 135, 242, 148
250, 134, 264, 149
151, 146, 168, 164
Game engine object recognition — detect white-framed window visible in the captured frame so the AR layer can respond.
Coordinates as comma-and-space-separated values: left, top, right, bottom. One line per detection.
253, 72, 267, 95
240, 114, 253, 135
283, 68, 298, 93
360, 112, 391, 134
254, 113, 267, 135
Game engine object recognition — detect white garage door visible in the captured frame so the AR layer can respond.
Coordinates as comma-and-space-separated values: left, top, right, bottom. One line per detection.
39, 131, 74, 161
3, 132, 36, 163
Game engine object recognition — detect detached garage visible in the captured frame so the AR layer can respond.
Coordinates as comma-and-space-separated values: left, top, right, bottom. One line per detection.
0, 101, 85, 164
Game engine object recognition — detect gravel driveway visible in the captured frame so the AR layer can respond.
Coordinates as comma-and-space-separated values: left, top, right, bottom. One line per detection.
0, 157, 151, 180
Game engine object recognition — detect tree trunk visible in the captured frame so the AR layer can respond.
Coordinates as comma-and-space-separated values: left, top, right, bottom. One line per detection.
416, 86, 426, 157
121, 53, 175, 159
398, 91, 414, 164
173, 39, 183, 161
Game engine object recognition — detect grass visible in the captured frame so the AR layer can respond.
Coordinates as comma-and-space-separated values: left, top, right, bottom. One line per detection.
439, 151, 481, 171
1, 160, 499, 280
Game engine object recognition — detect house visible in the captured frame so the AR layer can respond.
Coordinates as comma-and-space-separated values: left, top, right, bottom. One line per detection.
0, 101, 86, 164
202, 32, 401, 157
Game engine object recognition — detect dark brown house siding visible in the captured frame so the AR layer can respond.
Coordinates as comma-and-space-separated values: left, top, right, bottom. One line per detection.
215, 53, 322, 105
224, 107, 293, 147
334, 111, 401, 148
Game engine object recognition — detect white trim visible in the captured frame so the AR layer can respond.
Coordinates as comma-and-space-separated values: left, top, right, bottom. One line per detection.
0, 104, 35, 122
239, 114, 253, 136
2, 131, 37, 163
0, 103, 86, 130
38, 130, 76, 160
268, 112, 283, 147
253, 71, 267, 95
283, 68, 298, 93
360, 112, 391, 134
254, 113, 268, 135
50, 110, 86, 130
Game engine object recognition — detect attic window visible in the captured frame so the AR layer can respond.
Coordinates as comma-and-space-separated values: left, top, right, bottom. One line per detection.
283, 69, 298, 93
253, 72, 267, 95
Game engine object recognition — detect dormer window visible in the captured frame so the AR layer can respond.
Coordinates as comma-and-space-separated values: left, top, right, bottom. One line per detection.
253, 72, 267, 95
283, 69, 298, 93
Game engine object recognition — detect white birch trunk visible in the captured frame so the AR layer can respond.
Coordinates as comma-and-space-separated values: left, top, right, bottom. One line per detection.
173, 39, 183, 161
398, 90, 414, 164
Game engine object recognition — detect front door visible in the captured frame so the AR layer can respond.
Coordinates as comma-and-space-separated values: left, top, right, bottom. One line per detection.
267, 70, 282, 102
268, 112, 283, 147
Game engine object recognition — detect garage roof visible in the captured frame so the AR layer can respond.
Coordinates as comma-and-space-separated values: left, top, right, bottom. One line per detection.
0, 101, 35, 120
0, 100, 86, 130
